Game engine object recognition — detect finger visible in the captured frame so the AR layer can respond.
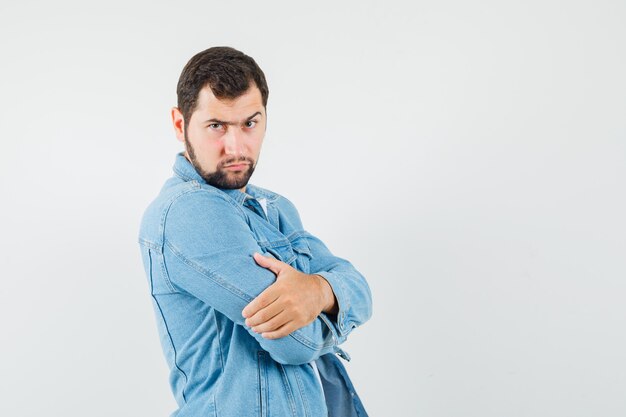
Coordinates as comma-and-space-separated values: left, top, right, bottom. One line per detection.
261, 320, 298, 340
242, 285, 279, 318
253, 252, 284, 275
245, 296, 284, 327
251, 309, 289, 334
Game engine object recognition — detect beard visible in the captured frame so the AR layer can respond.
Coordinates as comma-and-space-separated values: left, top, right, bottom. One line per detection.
184, 132, 257, 190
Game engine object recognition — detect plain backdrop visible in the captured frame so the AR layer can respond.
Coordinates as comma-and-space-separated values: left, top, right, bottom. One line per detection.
1, 1, 625, 416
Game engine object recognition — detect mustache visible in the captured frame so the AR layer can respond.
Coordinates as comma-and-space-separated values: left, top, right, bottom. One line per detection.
220, 157, 254, 168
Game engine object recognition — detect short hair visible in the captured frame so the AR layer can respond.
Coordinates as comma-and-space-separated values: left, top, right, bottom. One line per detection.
176, 46, 269, 127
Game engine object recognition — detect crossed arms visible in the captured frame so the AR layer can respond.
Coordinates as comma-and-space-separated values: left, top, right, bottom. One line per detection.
163, 189, 373, 365
242, 252, 340, 339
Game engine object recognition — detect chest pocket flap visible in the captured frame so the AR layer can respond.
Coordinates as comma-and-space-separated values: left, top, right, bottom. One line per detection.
260, 234, 312, 273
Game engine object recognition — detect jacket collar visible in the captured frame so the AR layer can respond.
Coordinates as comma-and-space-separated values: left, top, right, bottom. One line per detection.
172, 152, 277, 206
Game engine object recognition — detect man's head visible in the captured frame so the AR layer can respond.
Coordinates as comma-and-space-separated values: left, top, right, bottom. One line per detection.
171, 46, 269, 191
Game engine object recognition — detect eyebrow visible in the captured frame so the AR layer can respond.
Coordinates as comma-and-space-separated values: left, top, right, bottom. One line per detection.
204, 111, 262, 126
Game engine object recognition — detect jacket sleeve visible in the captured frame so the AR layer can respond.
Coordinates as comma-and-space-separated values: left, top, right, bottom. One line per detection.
303, 231, 373, 344
278, 197, 373, 345
162, 189, 340, 365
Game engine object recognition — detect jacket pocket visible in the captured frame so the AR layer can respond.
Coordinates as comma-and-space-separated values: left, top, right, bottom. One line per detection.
257, 351, 269, 417
289, 235, 312, 273
264, 244, 297, 266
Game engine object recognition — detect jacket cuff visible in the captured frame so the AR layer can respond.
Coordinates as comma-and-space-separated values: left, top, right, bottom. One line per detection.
313, 270, 351, 338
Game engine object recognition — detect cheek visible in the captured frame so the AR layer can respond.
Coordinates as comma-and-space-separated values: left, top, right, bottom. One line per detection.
249, 133, 265, 154
189, 134, 224, 164
192, 132, 222, 152
198, 138, 221, 152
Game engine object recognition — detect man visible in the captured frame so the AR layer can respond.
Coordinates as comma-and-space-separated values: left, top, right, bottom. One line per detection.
138, 46, 373, 417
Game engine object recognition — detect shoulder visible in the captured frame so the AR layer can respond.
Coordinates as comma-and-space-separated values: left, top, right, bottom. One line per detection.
142, 180, 233, 223
139, 179, 245, 245
139, 178, 196, 243
166, 183, 246, 228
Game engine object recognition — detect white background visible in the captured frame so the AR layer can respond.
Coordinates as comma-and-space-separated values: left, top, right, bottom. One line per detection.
1, 1, 625, 416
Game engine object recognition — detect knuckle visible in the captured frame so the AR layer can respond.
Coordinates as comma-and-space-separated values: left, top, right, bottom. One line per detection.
252, 313, 265, 326
268, 315, 279, 325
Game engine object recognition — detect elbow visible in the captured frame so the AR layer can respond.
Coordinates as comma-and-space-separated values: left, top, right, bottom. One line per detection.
259, 334, 326, 365
353, 282, 374, 325
265, 345, 320, 365
366, 290, 374, 322
255, 316, 336, 365
362, 280, 374, 322
267, 348, 318, 366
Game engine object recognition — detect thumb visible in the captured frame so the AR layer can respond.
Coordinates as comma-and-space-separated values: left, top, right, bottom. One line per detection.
253, 252, 284, 275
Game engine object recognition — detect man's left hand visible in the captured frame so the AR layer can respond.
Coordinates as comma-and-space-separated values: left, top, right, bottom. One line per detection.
241, 252, 336, 339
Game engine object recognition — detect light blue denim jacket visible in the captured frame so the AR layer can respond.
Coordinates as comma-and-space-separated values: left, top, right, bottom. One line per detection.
138, 153, 373, 417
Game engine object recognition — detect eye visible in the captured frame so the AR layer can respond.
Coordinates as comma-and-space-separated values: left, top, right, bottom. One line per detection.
209, 123, 223, 130
244, 120, 257, 128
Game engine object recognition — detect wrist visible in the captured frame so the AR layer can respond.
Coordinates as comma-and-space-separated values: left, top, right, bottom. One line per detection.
313, 274, 338, 315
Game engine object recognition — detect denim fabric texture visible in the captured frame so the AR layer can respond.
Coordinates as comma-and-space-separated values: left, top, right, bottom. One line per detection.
138, 152, 373, 416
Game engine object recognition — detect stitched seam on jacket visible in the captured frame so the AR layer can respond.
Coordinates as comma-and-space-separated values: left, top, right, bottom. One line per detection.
165, 239, 256, 302
151, 295, 189, 404
149, 248, 188, 404
293, 366, 311, 417
278, 364, 298, 417
212, 309, 225, 374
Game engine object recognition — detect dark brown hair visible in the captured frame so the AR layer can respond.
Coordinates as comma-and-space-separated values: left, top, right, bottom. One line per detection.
176, 46, 269, 127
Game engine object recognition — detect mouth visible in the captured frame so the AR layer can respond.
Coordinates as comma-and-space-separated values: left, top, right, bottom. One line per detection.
223, 163, 249, 170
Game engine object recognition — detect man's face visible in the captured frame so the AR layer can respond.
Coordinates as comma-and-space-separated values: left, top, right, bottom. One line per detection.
172, 84, 266, 192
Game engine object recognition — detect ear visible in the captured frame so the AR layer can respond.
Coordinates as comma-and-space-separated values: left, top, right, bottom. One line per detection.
171, 107, 185, 143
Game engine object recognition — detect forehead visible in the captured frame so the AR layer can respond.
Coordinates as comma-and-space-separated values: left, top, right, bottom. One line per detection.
193, 84, 264, 120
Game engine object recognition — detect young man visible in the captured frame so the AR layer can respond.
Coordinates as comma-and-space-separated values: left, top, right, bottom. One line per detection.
138, 46, 373, 417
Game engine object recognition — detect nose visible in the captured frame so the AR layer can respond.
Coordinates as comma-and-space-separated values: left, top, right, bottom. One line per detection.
223, 128, 245, 157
